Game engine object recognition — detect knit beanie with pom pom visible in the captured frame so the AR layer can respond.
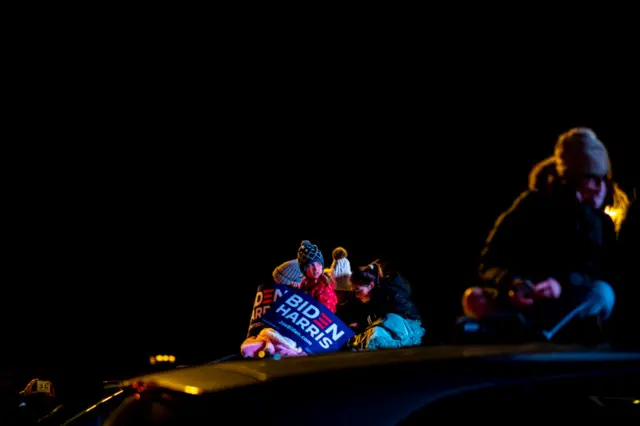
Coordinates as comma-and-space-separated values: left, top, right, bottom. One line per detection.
330, 247, 352, 291
297, 240, 324, 274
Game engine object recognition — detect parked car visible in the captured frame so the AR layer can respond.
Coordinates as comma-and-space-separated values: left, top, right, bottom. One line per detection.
57, 343, 640, 425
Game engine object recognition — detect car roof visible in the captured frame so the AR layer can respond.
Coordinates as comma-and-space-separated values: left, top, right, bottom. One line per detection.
121, 343, 640, 395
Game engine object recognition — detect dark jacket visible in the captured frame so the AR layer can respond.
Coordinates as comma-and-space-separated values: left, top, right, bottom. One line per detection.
338, 270, 421, 333
612, 199, 638, 346
479, 171, 617, 291
617, 199, 638, 290
619, 199, 637, 259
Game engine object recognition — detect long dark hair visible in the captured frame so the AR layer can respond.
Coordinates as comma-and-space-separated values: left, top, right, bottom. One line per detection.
351, 263, 381, 286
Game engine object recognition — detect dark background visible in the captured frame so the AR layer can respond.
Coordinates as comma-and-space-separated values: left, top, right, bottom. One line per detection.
7, 104, 637, 375
2, 25, 639, 385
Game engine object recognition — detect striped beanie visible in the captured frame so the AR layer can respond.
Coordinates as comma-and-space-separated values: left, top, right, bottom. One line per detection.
272, 259, 303, 286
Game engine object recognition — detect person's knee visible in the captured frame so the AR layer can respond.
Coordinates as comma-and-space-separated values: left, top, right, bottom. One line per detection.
590, 281, 615, 319
462, 287, 496, 319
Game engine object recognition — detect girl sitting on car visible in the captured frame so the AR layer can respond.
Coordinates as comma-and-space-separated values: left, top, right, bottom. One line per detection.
338, 260, 425, 350
241, 241, 338, 358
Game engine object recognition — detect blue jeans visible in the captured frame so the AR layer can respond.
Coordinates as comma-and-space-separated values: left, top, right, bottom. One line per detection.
522, 280, 615, 340
349, 314, 425, 350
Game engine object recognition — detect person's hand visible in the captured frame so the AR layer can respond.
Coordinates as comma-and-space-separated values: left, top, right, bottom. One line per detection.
241, 337, 267, 358
242, 328, 306, 358
508, 279, 535, 308
19, 378, 39, 396
274, 344, 306, 357
19, 378, 55, 397
533, 278, 562, 300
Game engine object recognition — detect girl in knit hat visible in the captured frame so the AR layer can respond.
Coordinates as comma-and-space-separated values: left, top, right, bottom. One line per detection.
330, 247, 352, 288
272, 259, 304, 288
326, 247, 352, 303
240, 241, 338, 359
297, 240, 338, 313
241, 260, 306, 359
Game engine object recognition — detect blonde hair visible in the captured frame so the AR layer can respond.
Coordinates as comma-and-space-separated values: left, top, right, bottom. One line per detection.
528, 156, 630, 232
607, 183, 630, 233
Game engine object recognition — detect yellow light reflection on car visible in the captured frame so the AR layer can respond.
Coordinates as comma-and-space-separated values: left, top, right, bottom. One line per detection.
184, 386, 200, 395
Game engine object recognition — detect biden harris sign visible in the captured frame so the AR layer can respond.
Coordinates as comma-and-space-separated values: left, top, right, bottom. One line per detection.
254, 284, 354, 354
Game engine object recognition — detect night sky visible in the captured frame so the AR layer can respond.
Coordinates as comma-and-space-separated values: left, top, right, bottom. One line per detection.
4, 75, 638, 383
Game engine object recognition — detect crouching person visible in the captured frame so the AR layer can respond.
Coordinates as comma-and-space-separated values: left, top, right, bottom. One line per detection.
462, 128, 621, 343
341, 262, 425, 350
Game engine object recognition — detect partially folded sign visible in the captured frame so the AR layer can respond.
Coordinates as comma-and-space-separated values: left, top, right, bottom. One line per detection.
247, 284, 284, 337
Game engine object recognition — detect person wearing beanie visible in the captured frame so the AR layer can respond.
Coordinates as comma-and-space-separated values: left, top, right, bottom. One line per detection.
460, 127, 621, 344
272, 259, 304, 287
554, 127, 610, 181
553, 128, 630, 231
240, 241, 338, 359
241, 261, 306, 359
297, 240, 324, 274
330, 247, 352, 294
297, 240, 338, 313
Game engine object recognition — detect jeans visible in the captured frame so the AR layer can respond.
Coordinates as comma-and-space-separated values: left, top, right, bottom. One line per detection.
349, 314, 425, 350
522, 280, 615, 340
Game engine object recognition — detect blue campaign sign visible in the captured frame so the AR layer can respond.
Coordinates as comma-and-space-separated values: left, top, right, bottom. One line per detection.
261, 284, 354, 355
